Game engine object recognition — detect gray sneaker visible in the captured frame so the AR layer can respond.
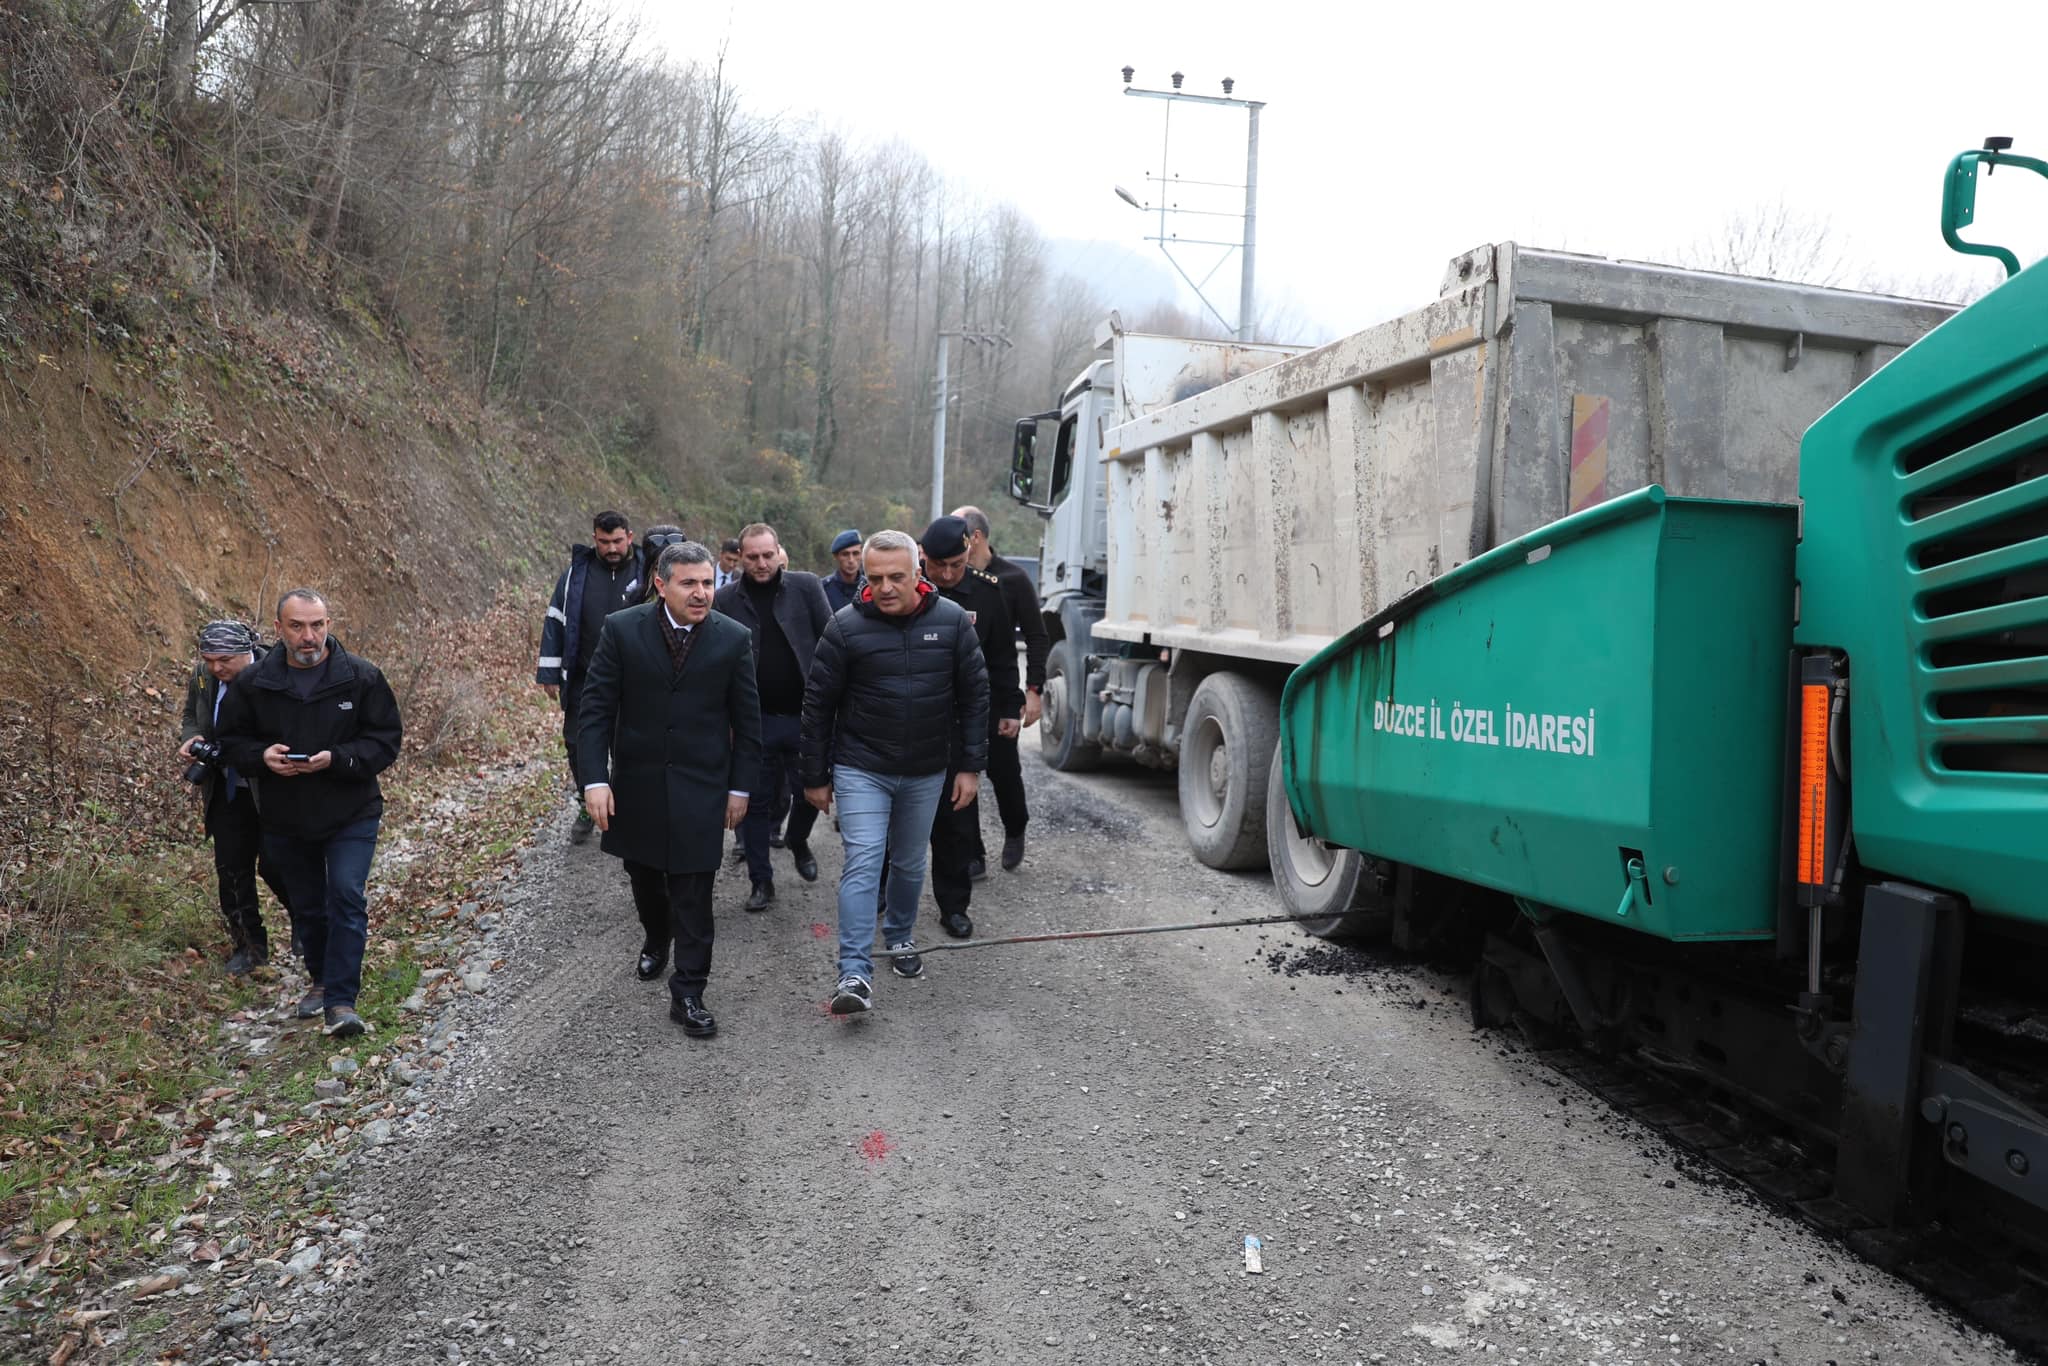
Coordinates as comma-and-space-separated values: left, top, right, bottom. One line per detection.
296, 986, 324, 1020
886, 942, 924, 979
829, 975, 873, 1014
323, 1005, 365, 1038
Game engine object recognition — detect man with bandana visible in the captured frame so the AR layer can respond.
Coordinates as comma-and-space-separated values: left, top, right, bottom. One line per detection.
179, 619, 293, 975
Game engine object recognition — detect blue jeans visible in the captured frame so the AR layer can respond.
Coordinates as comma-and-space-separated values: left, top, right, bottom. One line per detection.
264, 816, 380, 1009
832, 767, 946, 982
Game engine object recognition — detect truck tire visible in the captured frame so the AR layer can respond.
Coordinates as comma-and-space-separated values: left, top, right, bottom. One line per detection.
1265, 741, 1392, 940
1178, 672, 1276, 870
1041, 638, 1102, 773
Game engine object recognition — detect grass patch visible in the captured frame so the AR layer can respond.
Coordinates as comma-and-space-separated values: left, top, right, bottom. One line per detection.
0, 603, 562, 1360
0, 846, 258, 1275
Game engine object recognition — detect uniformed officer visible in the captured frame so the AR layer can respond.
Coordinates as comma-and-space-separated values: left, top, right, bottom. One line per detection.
917, 516, 1021, 938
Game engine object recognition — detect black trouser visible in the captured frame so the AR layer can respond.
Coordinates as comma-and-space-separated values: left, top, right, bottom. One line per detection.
928, 769, 980, 918
742, 712, 818, 885
560, 673, 586, 790
971, 727, 1028, 860
205, 782, 287, 955
625, 862, 716, 999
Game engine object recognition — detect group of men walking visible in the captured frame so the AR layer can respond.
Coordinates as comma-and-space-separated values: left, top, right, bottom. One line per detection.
541, 509, 1049, 1035
171, 507, 1047, 1046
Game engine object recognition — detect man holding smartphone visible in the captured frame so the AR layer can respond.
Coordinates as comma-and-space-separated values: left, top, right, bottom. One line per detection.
216, 588, 403, 1037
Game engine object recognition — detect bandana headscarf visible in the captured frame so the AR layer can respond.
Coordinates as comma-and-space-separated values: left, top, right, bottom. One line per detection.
198, 620, 258, 656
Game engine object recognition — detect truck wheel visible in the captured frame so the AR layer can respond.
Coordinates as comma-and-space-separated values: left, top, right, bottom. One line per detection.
1041, 638, 1101, 772
1178, 672, 1276, 870
1265, 741, 1392, 940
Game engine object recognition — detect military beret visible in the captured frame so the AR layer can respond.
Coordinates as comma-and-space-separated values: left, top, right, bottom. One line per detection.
920, 515, 969, 560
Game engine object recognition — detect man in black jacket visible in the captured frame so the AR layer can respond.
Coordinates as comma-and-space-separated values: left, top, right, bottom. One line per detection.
216, 590, 403, 1038
954, 506, 1048, 872
713, 523, 831, 910
920, 517, 1020, 939
578, 542, 762, 1038
801, 531, 988, 1014
178, 620, 293, 975
537, 511, 648, 844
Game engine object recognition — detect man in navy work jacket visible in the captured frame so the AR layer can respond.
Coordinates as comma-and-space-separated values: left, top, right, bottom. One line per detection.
821, 528, 863, 612
216, 589, 402, 1038
578, 541, 762, 1038
537, 511, 648, 844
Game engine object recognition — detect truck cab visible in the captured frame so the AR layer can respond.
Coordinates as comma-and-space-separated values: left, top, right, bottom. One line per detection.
1010, 354, 1114, 627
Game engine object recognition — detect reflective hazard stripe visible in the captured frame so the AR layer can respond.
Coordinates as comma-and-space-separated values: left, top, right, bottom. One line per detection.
547, 606, 567, 624
537, 656, 563, 669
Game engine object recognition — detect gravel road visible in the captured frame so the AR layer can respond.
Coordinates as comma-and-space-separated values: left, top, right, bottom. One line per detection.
241, 749, 2025, 1366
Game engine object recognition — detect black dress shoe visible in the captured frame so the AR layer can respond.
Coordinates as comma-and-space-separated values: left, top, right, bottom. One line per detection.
1001, 833, 1025, 871
745, 881, 774, 913
636, 943, 669, 981
671, 995, 717, 1037
769, 831, 786, 849
940, 909, 973, 940
967, 858, 987, 882
789, 841, 819, 883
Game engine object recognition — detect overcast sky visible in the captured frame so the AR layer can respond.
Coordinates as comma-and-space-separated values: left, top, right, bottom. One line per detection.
635, 0, 2046, 342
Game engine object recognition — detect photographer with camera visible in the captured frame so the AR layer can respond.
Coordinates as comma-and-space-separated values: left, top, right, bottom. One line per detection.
179, 620, 293, 976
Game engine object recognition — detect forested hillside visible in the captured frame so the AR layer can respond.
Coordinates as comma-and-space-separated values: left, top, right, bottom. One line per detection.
3, 0, 1120, 686
0, 5, 1123, 1350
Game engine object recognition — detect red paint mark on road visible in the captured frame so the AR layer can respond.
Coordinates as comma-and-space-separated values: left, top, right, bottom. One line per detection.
809, 922, 831, 939
858, 1131, 896, 1164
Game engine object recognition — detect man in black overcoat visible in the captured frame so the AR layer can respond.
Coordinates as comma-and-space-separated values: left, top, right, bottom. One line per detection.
577, 540, 763, 1038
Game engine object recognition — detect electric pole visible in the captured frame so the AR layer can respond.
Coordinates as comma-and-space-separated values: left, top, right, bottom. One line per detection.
930, 328, 1011, 520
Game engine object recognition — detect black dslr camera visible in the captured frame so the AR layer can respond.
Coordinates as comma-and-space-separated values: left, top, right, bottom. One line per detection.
183, 737, 223, 786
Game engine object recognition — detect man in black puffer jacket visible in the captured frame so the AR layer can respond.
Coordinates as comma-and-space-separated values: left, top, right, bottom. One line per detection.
215, 589, 403, 1039
801, 530, 989, 1015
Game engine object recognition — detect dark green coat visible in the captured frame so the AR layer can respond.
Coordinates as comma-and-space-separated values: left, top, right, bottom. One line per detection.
574, 602, 762, 874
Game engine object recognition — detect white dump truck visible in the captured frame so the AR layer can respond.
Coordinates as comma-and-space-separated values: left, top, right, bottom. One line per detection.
1007, 242, 1956, 928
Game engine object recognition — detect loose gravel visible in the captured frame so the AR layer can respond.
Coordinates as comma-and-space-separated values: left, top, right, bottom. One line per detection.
208, 751, 2026, 1365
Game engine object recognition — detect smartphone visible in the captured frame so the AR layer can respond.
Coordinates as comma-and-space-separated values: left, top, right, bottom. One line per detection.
284, 752, 311, 763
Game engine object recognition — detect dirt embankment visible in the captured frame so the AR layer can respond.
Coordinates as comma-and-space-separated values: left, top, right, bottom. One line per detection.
0, 312, 637, 695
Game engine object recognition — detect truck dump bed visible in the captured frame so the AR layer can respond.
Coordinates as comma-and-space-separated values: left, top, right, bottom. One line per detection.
1098, 243, 1957, 663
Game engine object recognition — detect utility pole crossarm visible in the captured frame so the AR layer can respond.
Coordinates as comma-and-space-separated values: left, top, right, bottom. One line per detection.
1116, 68, 1264, 342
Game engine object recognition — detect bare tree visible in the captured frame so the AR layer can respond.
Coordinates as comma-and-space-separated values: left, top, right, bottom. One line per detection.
1677, 198, 1852, 286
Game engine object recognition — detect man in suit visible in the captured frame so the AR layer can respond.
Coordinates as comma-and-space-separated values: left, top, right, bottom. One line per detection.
578, 541, 763, 1038
714, 538, 744, 591
713, 522, 832, 910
